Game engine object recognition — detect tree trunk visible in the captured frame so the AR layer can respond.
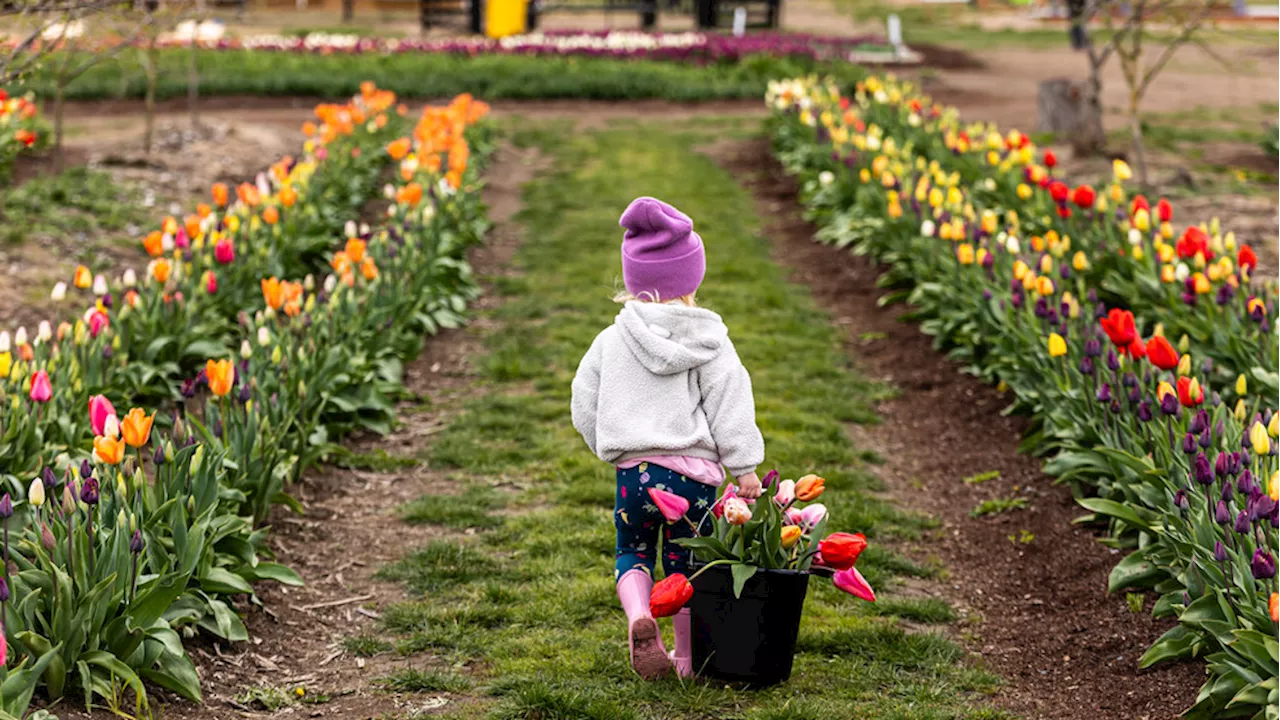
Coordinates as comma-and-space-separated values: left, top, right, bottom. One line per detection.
1128, 92, 1148, 186
143, 46, 157, 155
53, 81, 66, 172
187, 36, 199, 130
1037, 78, 1104, 156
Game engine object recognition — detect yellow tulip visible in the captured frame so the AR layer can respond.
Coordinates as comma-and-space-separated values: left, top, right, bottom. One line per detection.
1133, 208, 1150, 232
1017, 183, 1032, 200
1234, 400, 1248, 422
957, 243, 975, 265
1270, 412, 1278, 439
1236, 374, 1247, 396
1072, 251, 1089, 271
781, 526, 802, 549
1113, 159, 1132, 181
1176, 355, 1191, 377
1249, 422, 1270, 455
859, 169, 870, 183
1048, 333, 1067, 358
0, 351, 10, 379
1013, 260, 1029, 281
1036, 276, 1055, 296
1156, 381, 1175, 403
1270, 471, 1279, 502
1039, 255, 1053, 274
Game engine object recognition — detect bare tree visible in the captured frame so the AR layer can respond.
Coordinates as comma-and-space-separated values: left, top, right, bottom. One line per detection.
0, 0, 119, 87
1072, 0, 1229, 184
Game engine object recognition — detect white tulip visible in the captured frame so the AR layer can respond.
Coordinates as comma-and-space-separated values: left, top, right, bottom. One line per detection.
37, 321, 52, 343
1128, 228, 1142, 246
14, 327, 27, 346
921, 220, 936, 237
50, 282, 67, 302
1175, 263, 1190, 281
818, 171, 835, 187
92, 274, 108, 295
1006, 236, 1021, 254
240, 340, 253, 359
122, 269, 138, 287
0, 331, 9, 352
257, 327, 271, 347
103, 414, 120, 439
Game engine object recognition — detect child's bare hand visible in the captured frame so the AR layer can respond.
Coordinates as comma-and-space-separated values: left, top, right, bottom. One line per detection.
736, 472, 762, 499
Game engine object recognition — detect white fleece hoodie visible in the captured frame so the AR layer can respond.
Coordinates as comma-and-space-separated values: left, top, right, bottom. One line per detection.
571, 301, 764, 478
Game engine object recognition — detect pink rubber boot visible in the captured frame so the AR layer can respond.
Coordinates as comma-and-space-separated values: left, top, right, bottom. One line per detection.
669, 608, 694, 678
617, 570, 671, 679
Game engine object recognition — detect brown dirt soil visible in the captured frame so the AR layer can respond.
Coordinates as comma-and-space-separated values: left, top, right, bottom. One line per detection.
703, 135, 1206, 720
51, 140, 543, 720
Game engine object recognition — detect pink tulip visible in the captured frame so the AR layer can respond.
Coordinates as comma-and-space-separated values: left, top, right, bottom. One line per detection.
88, 310, 109, 338
711, 483, 737, 519
784, 507, 803, 526
833, 566, 876, 602
214, 238, 235, 265
774, 479, 796, 507
204, 271, 218, 295
648, 487, 689, 524
723, 497, 752, 526
88, 394, 116, 436
799, 503, 828, 529
174, 228, 190, 250
29, 370, 51, 403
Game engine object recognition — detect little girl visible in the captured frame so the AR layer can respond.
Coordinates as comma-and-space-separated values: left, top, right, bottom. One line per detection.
571, 196, 764, 680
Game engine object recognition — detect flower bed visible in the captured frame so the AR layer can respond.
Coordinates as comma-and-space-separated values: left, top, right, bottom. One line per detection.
0, 84, 493, 715
768, 75, 1277, 719
0, 90, 47, 182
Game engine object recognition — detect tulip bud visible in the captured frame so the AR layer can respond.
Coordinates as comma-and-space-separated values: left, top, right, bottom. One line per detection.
80, 478, 100, 505
92, 274, 108, 295
271, 346, 283, 365
130, 529, 144, 554
40, 522, 55, 551
37, 321, 51, 343
1250, 422, 1271, 455
80, 459, 93, 479
0, 332, 8, 353
1213, 540, 1228, 562
304, 274, 315, 292
14, 327, 26, 346
1252, 549, 1276, 579
42, 466, 56, 490
0, 578, 9, 603
186, 495, 196, 515
257, 327, 271, 347
191, 446, 204, 473
324, 275, 337, 293
0, 493, 11, 519
240, 340, 253, 360
27, 479, 44, 508
116, 474, 127, 498
1176, 354, 1191, 377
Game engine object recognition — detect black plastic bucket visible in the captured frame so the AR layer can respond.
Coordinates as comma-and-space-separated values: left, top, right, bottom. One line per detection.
688, 566, 811, 686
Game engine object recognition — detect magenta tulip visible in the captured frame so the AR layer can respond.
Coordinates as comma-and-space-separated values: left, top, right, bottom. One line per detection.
648, 487, 689, 524
88, 394, 116, 436
833, 566, 876, 602
214, 238, 235, 265
29, 370, 51, 403
784, 507, 803, 526
774, 479, 796, 507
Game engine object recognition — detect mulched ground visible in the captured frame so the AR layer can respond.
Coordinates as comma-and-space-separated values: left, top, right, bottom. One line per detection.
705, 135, 1205, 720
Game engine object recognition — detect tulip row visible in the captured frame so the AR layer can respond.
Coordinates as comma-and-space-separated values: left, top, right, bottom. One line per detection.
0, 84, 493, 715
768, 75, 1277, 718
0, 89, 46, 182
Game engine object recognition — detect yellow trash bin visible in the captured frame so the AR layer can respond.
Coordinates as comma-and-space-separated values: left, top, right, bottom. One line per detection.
485, 0, 528, 38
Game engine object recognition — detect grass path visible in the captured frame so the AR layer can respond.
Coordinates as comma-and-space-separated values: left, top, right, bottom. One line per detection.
370, 120, 1006, 719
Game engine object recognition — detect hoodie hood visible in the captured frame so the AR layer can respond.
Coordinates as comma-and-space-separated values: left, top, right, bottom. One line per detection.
614, 301, 727, 376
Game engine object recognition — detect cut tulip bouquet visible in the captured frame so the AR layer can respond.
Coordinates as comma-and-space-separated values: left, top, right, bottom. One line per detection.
647, 471, 876, 617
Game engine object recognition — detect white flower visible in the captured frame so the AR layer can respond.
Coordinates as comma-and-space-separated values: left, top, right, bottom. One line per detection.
366, 121, 377, 133
240, 340, 253, 359
161, 233, 174, 252
818, 171, 835, 187
873, 89, 888, 103
0, 331, 9, 353
982, 178, 997, 192
383, 184, 396, 199
866, 135, 881, 151
421, 203, 436, 223
323, 275, 337, 293
303, 274, 315, 292
50, 282, 67, 302
437, 178, 455, 197
921, 220, 936, 237
92, 274, 108, 296
1005, 236, 1021, 254
1128, 228, 1143, 246
37, 321, 52, 343
1175, 263, 1189, 281
14, 327, 27, 346
344, 220, 357, 237
908, 113, 921, 127
122, 269, 137, 287
257, 327, 271, 347
359, 223, 369, 236
256, 173, 271, 197
103, 414, 120, 439
386, 205, 398, 218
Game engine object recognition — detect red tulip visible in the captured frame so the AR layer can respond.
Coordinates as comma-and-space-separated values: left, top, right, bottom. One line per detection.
817, 532, 867, 570
833, 567, 876, 602
1099, 308, 1136, 348
88, 310, 109, 338
214, 238, 235, 265
650, 573, 693, 618
29, 370, 51, 403
1146, 336, 1179, 371
1155, 197, 1172, 223
1238, 244, 1257, 273
1175, 226, 1212, 260
1130, 194, 1150, 215
1048, 181, 1068, 203
1120, 334, 1146, 360
1070, 184, 1095, 209
1057, 205, 1072, 219
1043, 150, 1057, 168
1177, 376, 1204, 407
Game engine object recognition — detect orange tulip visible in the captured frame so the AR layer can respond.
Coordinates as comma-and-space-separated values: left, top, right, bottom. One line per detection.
237, 183, 262, 207
331, 251, 352, 275
396, 183, 423, 206
205, 359, 234, 397
345, 238, 366, 264
94, 435, 125, 465
301, 120, 317, 137
212, 182, 229, 207
261, 277, 284, 310
1270, 592, 1278, 623
184, 214, 201, 239
152, 258, 172, 284
795, 474, 825, 502
279, 185, 297, 208
196, 202, 212, 219
780, 525, 802, 549
387, 137, 411, 160
361, 257, 378, 281
445, 170, 462, 190
143, 230, 164, 258
262, 206, 279, 225
121, 407, 154, 448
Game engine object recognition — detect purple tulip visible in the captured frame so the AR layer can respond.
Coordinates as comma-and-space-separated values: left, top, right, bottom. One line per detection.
0, 494, 11, 519
1194, 454, 1214, 485
1106, 349, 1120, 372
1097, 383, 1112, 402
1251, 549, 1276, 579
130, 530, 144, 554
1034, 297, 1049, 319
42, 466, 57, 489
1127, 387, 1141, 403
1137, 401, 1153, 422
1182, 433, 1199, 455
1189, 410, 1208, 435
1234, 510, 1250, 534
1084, 339, 1102, 357
1215, 453, 1231, 479
1214, 500, 1230, 524
1213, 540, 1227, 562
761, 470, 779, 489
1221, 482, 1234, 502
1080, 357, 1095, 376
153, 445, 166, 466
1199, 429, 1212, 449
1173, 488, 1188, 509
1238, 470, 1257, 498
0, 577, 8, 602
80, 459, 92, 479
80, 478, 99, 506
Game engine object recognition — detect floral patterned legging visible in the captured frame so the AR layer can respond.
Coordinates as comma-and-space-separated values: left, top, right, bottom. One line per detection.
614, 462, 715, 582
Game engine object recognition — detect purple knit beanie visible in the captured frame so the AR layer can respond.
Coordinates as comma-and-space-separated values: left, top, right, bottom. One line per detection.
619, 197, 705, 301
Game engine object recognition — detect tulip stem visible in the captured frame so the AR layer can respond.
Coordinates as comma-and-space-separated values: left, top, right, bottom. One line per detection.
687, 559, 734, 583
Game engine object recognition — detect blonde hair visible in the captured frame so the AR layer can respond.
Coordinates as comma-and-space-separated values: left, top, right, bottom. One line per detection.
613, 288, 698, 307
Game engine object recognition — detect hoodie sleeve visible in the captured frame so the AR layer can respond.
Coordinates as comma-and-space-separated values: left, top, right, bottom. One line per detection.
698, 337, 764, 478
571, 331, 605, 457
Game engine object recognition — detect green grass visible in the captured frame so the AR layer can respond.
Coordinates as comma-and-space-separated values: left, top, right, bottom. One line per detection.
343, 633, 393, 657
376, 668, 472, 693
962, 470, 1000, 485
0, 166, 148, 249
400, 486, 506, 529
373, 120, 1002, 718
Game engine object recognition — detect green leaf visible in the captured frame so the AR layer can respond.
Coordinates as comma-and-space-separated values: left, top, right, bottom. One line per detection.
673, 536, 736, 561
1076, 497, 1153, 531
1139, 625, 1198, 668
239, 562, 304, 586
1108, 551, 1164, 593
730, 563, 757, 600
